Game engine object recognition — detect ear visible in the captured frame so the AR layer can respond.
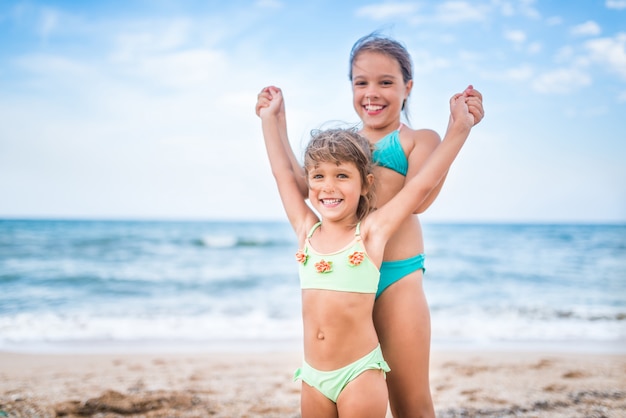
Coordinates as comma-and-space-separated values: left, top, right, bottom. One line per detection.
361, 173, 374, 195
404, 79, 414, 100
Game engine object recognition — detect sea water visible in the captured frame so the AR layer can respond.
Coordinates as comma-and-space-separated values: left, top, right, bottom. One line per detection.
1, 219, 624, 353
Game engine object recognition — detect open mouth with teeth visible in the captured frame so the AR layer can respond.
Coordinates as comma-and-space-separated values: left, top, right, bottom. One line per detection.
321, 198, 343, 207
365, 104, 384, 114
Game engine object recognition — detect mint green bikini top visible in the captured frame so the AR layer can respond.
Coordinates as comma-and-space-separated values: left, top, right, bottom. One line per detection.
372, 125, 408, 176
297, 222, 380, 294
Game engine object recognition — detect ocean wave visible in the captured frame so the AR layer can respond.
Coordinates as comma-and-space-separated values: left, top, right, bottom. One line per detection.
194, 235, 292, 248
430, 303, 626, 322
2, 220, 624, 353
1, 306, 623, 352
0, 311, 304, 346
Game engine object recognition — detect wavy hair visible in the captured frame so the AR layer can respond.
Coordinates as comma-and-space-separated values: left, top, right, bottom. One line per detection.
303, 128, 376, 221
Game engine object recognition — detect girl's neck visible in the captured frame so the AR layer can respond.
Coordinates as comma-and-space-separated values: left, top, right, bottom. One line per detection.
361, 120, 403, 142
319, 216, 359, 232
311, 219, 359, 252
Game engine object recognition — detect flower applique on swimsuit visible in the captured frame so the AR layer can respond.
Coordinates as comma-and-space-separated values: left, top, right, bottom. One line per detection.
296, 222, 379, 294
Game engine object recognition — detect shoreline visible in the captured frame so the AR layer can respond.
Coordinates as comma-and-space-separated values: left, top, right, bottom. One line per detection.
2, 336, 624, 355
1, 347, 624, 417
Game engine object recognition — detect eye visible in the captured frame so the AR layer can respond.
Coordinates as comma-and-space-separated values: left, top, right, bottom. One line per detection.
353, 80, 367, 87
311, 174, 323, 180
337, 173, 349, 179
381, 80, 394, 86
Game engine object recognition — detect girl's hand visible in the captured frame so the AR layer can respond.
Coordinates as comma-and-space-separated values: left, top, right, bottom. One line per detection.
448, 85, 485, 130
464, 85, 484, 126
255, 86, 285, 119
449, 86, 474, 130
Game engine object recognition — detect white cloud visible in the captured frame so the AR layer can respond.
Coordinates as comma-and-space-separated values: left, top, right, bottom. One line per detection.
355, 2, 419, 20
38, 7, 59, 39
554, 45, 574, 63
531, 68, 592, 93
15, 53, 91, 77
584, 33, 626, 79
570, 20, 602, 37
489, 64, 534, 81
410, 50, 450, 74
458, 50, 482, 63
480, 64, 534, 83
22, 5, 90, 43
617, 90, 626, 102
119, 49, 229, 88
519, 0, 541, 19
606, 0, 626, 10
494, 0, 515, 16
546, 16, 563, 26
527, 41, 542, 54
435, 1, 488, 23
507, 65, 534, 80
504, 29, 526, 43
111, 19, 193, 59
356, 1, 488, 25
492, 0, 540, 19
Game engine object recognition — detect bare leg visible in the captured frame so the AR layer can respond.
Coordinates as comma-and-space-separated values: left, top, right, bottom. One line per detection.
300, 382, 338, 418
337, 369, 389, 418
373, 271, 435, 418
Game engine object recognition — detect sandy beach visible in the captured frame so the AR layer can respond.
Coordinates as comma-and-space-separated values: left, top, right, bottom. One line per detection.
1, 348, 624, 418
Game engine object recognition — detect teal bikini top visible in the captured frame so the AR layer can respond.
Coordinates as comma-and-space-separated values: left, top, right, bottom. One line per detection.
297, 222, 380, 294
372, 126, 408, 176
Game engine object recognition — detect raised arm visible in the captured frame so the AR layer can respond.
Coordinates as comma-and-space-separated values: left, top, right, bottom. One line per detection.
257, 87, 317, 235
404, 129, 445, 214
410, 85, 484, 214
256, 86, 308, 197
368, 88, 475, 241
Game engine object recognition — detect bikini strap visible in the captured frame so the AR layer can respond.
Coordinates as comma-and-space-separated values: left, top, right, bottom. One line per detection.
308, 221, 360, 239
307, 222, 322, 238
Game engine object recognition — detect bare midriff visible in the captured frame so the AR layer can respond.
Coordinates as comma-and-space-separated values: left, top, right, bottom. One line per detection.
301, 290, 378, 371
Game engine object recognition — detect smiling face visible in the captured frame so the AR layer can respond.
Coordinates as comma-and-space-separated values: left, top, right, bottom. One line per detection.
304, 128, 376, 221
351, 51, 413, 134
307, 160, 368, 224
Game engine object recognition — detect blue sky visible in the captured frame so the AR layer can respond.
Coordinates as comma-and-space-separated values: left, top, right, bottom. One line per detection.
1, 0, 625, 222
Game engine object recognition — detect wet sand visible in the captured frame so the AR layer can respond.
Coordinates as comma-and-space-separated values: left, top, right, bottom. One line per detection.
1, 349, 624, 417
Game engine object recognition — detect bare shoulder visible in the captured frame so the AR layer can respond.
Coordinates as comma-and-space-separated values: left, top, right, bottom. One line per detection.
401, 126, 441, 157
359, 215, 387, 261
408, 127, 441, 147
294, 214, 320, 247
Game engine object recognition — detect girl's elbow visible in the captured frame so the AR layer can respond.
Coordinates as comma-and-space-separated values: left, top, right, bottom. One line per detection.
413, 197, 436, 214
413, 204, 427, 214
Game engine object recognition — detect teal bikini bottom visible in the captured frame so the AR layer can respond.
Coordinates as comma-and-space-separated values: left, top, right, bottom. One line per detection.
376, 253, 426, 299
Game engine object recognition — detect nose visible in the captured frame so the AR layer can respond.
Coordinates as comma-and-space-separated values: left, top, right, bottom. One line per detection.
322, 178, 335, 193
365, 87, 379, 100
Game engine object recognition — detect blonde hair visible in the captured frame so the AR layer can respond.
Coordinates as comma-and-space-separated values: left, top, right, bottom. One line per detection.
303, 128, 376, 220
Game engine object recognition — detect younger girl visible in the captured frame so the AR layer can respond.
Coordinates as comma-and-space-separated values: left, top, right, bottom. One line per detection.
256, 86, 476, 417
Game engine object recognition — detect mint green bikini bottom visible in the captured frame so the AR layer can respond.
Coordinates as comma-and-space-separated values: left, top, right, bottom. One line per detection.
376, 253, 426, 299
293, 344, 390, 403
